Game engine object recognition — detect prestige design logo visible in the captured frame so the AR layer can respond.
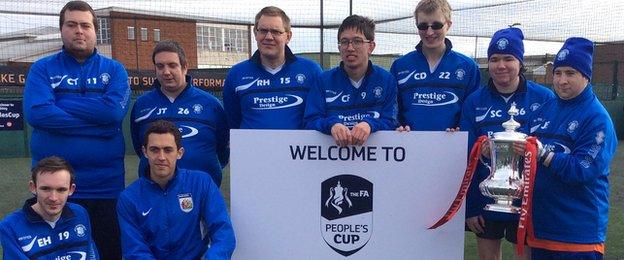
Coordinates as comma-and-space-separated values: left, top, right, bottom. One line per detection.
321, 174, 373, 257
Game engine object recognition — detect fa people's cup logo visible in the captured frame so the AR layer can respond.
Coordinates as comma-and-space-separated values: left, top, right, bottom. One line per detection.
557, 49, 569, 61
497, 38, 509, 50
325, 181, 352, 214
321, 174, 373, 257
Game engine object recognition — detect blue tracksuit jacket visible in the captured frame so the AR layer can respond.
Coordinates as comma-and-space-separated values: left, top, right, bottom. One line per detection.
460, 77, 555, 221
304, 61, 398, 133
130, 76, 229, 186
23, 48, 130, 198
391, 39, 480, 130
117, 168, 236, 259
223, 46, 323, 129
0, 199, 99, 259
528, 84, 617, 244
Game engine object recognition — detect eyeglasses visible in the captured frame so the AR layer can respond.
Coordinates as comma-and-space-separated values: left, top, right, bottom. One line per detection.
416, 21, 445, 31
338, 38, 371, 48
256, 28, 286, 37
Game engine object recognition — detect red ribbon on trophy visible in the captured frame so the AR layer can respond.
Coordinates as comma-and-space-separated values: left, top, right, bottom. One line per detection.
516, 137, 539, 255
428, 135, 488, 229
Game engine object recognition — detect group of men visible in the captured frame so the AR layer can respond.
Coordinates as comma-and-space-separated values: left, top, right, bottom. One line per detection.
0, 0, 617, 259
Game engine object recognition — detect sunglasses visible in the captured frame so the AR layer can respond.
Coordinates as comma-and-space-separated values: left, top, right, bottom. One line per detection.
416, 21, 445, 31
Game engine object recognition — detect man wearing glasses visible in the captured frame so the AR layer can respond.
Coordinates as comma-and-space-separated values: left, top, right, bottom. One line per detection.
391, 0, 480, 131
223, 6, 323, 129
304, 15, 397, 146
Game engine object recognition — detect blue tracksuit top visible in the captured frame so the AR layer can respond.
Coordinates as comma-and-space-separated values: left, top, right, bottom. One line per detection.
24, 48, 130, 198
130, 76, 229, 186
117, 168, 236, 260
528, 84, 617, 244
223, 46, 323, 129
460, 77, 555, 221
391, 39, 481, 130
304, 61, 398, 133
0, 199, 99, 259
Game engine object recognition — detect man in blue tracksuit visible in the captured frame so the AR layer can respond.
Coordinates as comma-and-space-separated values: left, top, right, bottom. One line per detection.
131, 40, 229, 186
117, 120, 235, 259
23, 1, 129, 258
223, 6, 323, 129
391, 0, 480, 131
525, 38, 617, 259
460, 27, 554, 260
0, 156, 99, 259
304, 15, 397, 146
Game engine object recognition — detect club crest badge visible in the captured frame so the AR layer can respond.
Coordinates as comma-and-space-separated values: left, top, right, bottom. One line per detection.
100, 73, 110, 85
178, 193, 194, 213
497, 38, 509, 50
74, 224, 86, 237
193, 104, 203, 114
567, 120, 578, 133
321, 174, 373, 256
296, 73, 306, 84
373, 86, 383, 98
455, 69, 466, 80
557, 49, 569, 61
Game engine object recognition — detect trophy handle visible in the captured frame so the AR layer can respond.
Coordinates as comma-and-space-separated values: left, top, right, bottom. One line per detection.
479, 156, 491, 172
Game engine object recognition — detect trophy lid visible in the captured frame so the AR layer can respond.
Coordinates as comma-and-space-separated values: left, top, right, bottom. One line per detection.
492, 102, 527, 141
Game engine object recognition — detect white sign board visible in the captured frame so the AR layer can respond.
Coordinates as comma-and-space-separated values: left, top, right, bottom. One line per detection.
231, 130, 467, 260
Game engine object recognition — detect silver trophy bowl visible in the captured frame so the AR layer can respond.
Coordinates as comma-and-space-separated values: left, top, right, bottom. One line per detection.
478, 103, 527, 214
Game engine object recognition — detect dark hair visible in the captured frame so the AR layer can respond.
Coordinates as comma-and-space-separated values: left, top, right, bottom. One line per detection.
59, 1, 98, 31
143, 120, 182, 149
338, 15, 375, 41
152, 40, 187, 68
414, 0, 452, 23
31, 156, 75, 185
254, 6, 291, 32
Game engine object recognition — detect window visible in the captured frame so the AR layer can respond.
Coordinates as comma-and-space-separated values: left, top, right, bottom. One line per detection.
154, 29, 161, 42
197, 25, 248, 53
96, 18, 110, 44
141, 28, 148, 41
127, 26, 135, 40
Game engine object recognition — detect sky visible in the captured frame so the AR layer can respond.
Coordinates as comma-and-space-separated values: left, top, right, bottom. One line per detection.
0, 0, 620, 58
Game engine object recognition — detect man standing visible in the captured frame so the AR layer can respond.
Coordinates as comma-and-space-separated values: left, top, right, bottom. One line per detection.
0, 156, 99, 259
117, 120, 235, 259
131, 40, 229, 186
223, 6, 323, 129
391, 0, 480, 131
461, 27, 554, 260
23, 1, 129, 258
304, 15, 397, 146
526, 37, 617, 259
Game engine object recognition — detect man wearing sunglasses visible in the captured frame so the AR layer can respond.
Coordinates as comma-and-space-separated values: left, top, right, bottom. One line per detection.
223, 6, 322, 130
304, 15, 397, 146
391, 0, 480, 131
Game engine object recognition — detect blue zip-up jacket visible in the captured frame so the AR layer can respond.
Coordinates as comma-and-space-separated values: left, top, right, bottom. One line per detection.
24, 48, 130, 198
391, 39, 480, 130
223, 46, 323, 129
528, 84, 616, 244
0, 198, 99, 259
304, 61, 398, 133
117, 168, 236, 259
460, 77, 554, 221
130, 76, 229, 186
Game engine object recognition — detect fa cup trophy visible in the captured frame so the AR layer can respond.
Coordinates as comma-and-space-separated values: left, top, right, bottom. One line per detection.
479, 103, 526, 213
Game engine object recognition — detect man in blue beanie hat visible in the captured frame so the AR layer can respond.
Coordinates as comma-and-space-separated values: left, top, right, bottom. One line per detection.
521, 37, 617, 259
461, 27, 554, 260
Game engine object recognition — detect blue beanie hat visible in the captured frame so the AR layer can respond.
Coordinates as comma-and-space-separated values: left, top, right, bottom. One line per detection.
553, 37, 593, 79
487, 27, 524, 64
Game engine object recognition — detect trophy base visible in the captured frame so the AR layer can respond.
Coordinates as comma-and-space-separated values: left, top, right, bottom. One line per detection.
484, 203, 520, 214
